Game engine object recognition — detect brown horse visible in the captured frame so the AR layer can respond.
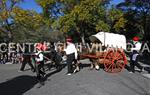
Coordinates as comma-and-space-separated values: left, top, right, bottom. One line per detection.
79, 43, 101, 70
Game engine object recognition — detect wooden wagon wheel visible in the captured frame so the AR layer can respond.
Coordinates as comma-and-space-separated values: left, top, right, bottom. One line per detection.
103, 48, 127, 73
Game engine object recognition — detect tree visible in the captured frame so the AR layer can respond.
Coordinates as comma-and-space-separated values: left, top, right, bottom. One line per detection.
107, 6, 127, 33
0, 0, 23, 41
55, 0, 126, 43
117, 0, 150, 40
36, 0, 127, 43
12, 7, 45, 31
53, 0, 111, 43
36, 0, 63, 24
0, 0, 52, 42
11, 7, 53, 42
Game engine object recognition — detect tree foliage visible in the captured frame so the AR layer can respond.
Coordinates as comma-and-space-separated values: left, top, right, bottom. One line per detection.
108, 6, 127, 32
0, 0, 128, 43
117, 0, 150, 40
51, 0, 126, 43
12, 7, 44, 30
0, 0, 53, 42
0, 0, 23, 41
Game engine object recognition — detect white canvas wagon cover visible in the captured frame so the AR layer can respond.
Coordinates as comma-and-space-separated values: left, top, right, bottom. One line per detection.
89, 32, 127, 50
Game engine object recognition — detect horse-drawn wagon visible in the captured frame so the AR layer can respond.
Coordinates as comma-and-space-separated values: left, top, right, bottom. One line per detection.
80, 32, 128, 73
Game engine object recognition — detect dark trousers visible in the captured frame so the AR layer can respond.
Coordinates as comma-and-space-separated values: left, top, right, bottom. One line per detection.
130, 60, 143, 73
20, 59, 34, 71
2, 52, 8, 62
35, 61, 45, 80
67, 53, 75, 73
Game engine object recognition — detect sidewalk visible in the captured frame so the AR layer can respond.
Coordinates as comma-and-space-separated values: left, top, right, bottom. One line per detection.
126, 54, 150, 79
137, 55, 150, 79
143, 74, 150, 79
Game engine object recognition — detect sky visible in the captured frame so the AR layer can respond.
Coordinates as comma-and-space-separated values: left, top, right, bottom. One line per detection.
18, 0, 43, 13
111, 0, 124, 4
18, 0, 124, 13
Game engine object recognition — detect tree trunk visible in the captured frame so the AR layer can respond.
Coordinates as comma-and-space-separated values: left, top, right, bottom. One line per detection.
81, 33, 85, 46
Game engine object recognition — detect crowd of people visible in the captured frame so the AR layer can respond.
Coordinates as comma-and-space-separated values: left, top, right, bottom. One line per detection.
0, 51, 22, 64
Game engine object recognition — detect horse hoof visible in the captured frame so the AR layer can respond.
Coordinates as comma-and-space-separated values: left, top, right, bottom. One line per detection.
95, 65, 99, 70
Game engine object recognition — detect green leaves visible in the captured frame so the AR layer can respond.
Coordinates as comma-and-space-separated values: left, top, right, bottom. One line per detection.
118, 0, 150, 40
0, 0, 129, 42
96, 20, 110, 32
113, 17, 127, 32
56, 0, 111, 35
108, 6, 127, 32
36, 0, 56, 8
12, 7, 44, 30
58, 14, 76, 33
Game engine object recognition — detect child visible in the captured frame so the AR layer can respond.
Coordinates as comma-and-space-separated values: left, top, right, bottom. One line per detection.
35, 43, 46, 82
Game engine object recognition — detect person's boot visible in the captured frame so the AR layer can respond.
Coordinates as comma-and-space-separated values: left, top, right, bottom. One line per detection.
73, 66, 80, 73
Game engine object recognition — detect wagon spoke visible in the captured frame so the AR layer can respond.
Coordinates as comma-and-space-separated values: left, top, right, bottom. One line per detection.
113, 64, 118, 72
116, 63, 121, 70
107, 53, 113, 59
114, 52, 123, 61
117, 62, 124, 69
104, 62, 110, 69
105, 63, 113, 72
111, 64, 115, 72
115, 63, 122, 72
105, 62, 110, 66
114, 51, 119, 59
117, 54, 124, 60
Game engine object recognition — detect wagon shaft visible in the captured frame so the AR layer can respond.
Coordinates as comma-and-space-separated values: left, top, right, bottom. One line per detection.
80, 54, 98, 59
80, 52, 105, 59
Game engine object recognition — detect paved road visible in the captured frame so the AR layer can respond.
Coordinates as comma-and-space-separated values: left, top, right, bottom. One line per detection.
0, 59, 150, 95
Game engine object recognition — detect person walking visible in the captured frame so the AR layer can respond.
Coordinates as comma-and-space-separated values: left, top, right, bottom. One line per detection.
64, 37, 78, 75
130, 50, 144, 73
130, 36, 144, 73
19, 45, 35, 72
35, 43, 46, 82
0, 52, 3, 64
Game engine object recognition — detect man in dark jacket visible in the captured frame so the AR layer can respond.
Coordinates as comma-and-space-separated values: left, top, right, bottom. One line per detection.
19, 45, 35, 72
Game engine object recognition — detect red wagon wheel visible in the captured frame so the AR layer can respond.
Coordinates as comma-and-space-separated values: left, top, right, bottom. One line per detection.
103, 48, 127, 73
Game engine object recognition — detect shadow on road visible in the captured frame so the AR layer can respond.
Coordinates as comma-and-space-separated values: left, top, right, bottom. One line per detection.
41, 64, 66, 83
125, 53, 150, 73
118, 75, 150, 95
0, 75, 37, 95
140, 54, 150, 73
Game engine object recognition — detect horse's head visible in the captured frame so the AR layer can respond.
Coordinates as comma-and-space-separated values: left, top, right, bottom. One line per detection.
57, 43, 66, 55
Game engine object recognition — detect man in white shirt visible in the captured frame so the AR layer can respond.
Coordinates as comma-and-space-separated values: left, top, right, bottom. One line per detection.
131, 38, 142, 52
64, 37, 78, 75
130, 37, 144, 73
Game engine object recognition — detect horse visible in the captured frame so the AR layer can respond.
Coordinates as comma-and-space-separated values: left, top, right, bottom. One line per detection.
30, 42, 63, 72
42, 43, 63, 71
78, 43, 102, 70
